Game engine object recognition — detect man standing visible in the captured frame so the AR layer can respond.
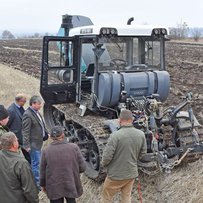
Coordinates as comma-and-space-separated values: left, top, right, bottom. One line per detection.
101, 109, 147, 203
0, 132, 39, 203
7, 93, 26, 145
22, 95, 48, 188
0, 105, 9, 138
40, 126, 86, 203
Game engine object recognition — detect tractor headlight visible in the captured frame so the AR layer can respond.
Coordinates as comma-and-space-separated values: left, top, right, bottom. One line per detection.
100, 27, 118, 36
152, 28, 167, 36
161, 29, 167, 34
154, 29, 159, 35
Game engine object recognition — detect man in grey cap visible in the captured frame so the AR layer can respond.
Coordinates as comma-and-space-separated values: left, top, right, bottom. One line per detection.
40, 126, 86, 203
0, 105, 9, 139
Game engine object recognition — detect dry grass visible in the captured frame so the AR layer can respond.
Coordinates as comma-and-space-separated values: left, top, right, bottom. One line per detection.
0, 64, 39, 109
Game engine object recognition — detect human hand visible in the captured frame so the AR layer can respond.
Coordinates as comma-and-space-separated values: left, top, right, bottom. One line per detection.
42, 186, 46, 193
26, 147, 31, 152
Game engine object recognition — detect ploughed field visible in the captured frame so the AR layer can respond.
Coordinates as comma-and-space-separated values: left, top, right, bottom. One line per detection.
0, 38, 202, 123
1, 38, 203, 203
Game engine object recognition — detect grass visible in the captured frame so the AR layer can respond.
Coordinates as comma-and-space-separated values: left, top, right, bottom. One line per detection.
0, 64, 40, 108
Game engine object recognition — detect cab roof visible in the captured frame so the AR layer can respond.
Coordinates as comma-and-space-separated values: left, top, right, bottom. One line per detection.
68, 24, 168, 37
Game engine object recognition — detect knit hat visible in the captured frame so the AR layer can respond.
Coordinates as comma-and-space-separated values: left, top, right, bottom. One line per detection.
0, 105, 9, 121
50, 126, 64, 138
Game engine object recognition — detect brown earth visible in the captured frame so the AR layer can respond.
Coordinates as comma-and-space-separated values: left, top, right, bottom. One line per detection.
0, 38, 203, 203
0, 38, 202, 122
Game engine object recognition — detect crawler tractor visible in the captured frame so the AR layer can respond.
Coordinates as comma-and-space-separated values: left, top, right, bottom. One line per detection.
40, 15, 203, 180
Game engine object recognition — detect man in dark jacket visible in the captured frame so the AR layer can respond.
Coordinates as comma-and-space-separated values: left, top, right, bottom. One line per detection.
7, 93, 26, 145
22, 95, 49, 188
0, 132, 39, 203
101, 109, 147, 203
40, 126, 86, 203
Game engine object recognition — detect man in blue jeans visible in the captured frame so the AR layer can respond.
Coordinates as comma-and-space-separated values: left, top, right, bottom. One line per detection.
22, 95, 49, 188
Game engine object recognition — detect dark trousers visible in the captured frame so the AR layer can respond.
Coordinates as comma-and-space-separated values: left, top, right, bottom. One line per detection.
50, 197, 76, 203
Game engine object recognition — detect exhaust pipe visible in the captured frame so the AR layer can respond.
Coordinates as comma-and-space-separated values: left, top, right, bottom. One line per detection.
61, 14, 73, 36
127, 17, 134, 25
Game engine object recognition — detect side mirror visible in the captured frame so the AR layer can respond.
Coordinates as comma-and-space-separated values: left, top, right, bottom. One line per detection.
56, 69, 73, 83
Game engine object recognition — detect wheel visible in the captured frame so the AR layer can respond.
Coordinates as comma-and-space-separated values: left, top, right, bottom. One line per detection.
43, 103, 101, 179
43, 103, 65, 130
89, 150, 99, 170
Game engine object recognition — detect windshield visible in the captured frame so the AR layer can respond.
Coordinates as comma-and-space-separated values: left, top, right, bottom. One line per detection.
95, 36, 161, 72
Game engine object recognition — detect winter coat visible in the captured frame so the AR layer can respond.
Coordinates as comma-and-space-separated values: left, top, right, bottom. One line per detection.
40, 140, 86, 200
102, 125, 147, 180
0, 125, 9, 149
0, 149, 39, 203
0, 125, 9, 137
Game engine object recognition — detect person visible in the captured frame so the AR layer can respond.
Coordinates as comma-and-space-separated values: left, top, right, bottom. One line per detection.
101, 109, 147, 203
0, 132, 39, 203
22, 95, 48, 188
40, 126, 86, 203
0, 104, 9, 138
7, 93, 26, 145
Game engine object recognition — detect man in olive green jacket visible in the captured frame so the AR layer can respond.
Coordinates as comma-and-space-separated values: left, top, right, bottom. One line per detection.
0, 132, 39, 203
0, 105, 9, 140
101, 109, 147, 203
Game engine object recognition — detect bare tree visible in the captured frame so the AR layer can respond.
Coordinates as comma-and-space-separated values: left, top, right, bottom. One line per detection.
191, 28, 202, 42
33, 33, 40, 38
1, 30, 15, 39
169, 21, 189, 40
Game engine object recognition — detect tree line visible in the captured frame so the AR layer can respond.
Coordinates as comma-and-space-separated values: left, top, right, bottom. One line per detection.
1, 30, 50, 39
169, 22, 202, 41
1, 23, 203, 41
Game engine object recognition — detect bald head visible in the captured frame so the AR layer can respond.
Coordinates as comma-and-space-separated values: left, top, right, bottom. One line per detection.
119, 109, 133, 126
0, 132, 19, 151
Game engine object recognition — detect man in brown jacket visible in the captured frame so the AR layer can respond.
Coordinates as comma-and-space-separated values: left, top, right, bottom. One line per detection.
101, 109, 147, 203
40, 126, 86, 203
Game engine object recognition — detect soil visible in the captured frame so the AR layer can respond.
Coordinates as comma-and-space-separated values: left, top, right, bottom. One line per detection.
0, 38, 202, 122
0, 38, 203, 203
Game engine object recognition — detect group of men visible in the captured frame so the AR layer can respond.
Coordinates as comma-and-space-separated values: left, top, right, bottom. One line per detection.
0, 93, 147, 203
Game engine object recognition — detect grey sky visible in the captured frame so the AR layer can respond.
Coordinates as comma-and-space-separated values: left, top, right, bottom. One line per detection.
0, 0, 202, 33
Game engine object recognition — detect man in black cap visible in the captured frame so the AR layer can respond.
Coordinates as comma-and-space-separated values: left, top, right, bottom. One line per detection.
0, 105, 9, 138
0, 104, 30, 162
40, 126, 86, 203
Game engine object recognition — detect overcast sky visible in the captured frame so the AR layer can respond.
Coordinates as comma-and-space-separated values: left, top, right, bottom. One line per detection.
0, 0, 202, 34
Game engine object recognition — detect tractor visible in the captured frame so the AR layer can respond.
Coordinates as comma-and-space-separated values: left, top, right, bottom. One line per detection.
40, 14, 203, 180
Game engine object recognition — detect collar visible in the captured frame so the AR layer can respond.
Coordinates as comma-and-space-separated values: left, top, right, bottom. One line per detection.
1, 149, 22, 157
29, 106, 38, 113
14, 102, 21, 108
51, 140, 68, 145
0, 125, 9, 131
120, 124, 134, 129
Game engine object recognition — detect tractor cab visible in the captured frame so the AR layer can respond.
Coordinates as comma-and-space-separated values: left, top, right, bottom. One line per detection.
40, 15, 170, 115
